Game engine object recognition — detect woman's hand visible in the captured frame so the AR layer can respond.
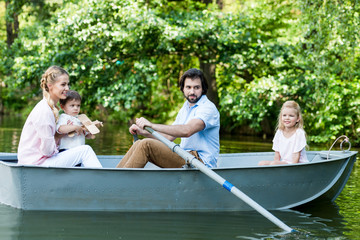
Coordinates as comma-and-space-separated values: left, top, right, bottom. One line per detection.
85, 132, 96, 139
54, 132, 63, 145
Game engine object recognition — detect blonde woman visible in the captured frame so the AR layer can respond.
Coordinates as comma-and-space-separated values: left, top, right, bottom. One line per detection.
17, 66, 102, 168
259, 100, 308, 165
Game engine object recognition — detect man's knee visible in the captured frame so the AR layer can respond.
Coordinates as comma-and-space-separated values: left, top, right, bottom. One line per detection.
138, 138, 158, 149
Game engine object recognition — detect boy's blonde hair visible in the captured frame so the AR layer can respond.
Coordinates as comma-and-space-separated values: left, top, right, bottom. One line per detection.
40, 66, 69, 121
276, 100, 304, 131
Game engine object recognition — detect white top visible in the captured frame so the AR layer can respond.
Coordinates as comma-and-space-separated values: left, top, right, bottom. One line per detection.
18, 99, 59, 165
272, 128, 308, 163
56, 113, 85, 150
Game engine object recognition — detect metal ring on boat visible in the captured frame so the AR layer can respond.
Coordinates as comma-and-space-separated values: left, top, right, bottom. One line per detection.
340, 139, 351, 152
326, 135, 350, 160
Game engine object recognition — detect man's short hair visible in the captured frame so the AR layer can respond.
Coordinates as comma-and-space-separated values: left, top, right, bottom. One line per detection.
179, 68, 208, 95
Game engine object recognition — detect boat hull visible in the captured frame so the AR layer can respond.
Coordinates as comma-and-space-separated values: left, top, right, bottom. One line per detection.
0, 151, 357, 211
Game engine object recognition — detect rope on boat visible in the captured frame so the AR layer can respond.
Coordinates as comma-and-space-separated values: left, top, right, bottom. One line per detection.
327, 135, 351, 160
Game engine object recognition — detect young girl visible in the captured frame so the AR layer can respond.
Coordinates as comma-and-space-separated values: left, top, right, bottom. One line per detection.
258, 100, 308, 165
17, 66, 102, 168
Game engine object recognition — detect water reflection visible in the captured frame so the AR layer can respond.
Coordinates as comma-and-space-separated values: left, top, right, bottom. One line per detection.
0, 203, 348, 240
0, 116, 277, 155
294, 202, 347, 235
0, 116, 22, 153
0, 115, 337, 154
334, 161, 360, 239
1, 115, 360, 238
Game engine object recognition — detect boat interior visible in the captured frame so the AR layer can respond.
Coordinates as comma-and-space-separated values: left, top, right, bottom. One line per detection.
0, 150, 354, 170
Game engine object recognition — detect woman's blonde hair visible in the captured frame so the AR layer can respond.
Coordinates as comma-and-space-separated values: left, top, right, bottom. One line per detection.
276, 100, 304, 131
40, 66, 69, 121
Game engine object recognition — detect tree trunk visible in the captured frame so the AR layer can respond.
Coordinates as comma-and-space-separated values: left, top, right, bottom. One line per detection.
200, 0, 223, 8
198, 0, 221, 107
0, 92, 3, 115
5, 1, 19, 48
0, 80, 3, 115
200, 61, 219, 107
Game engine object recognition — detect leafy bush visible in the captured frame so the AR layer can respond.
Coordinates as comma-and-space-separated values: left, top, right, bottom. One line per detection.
1, 0, 360, 145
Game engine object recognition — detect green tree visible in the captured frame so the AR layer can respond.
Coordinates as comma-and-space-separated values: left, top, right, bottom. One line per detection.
296, 0, 360, 143
2, 0, 360, 145
4, 0, 261, 122
0, 0, 68, 114
218, 0, 360, 144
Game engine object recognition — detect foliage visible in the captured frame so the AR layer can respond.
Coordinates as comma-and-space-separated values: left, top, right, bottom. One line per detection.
4, 0, 255, 122
0, 2, 5, 41
1, 0, 360, 145
217, 0, 360, 144
217, 0, 301, 133
296, 0, 360, 143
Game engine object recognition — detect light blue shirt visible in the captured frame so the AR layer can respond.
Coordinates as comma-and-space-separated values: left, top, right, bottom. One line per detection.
173, 95, 220, 168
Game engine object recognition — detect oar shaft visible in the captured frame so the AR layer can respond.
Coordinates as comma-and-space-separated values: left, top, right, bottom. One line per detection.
144, 127, 294, 233
190, 158, 293, 233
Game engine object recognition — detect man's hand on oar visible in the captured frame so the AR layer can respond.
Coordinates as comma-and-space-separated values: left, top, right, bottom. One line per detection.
135, 117, 153, 130
128, 118, 152, 138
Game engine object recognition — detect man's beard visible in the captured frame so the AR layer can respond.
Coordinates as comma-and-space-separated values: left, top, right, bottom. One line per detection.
185, 94, 201, 104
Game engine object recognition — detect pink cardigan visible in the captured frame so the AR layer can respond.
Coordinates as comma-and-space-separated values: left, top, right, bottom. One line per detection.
17, 99, 59, 165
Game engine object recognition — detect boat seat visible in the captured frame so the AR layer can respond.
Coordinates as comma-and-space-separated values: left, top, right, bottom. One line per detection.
144, 162, 161, 169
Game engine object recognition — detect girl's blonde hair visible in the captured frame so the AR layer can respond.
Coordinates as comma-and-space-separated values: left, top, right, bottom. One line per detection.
40, 66, 69, 121
276, 100, 304, 131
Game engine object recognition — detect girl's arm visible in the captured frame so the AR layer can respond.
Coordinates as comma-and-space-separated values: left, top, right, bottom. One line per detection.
291, 152, 301, 163
273, 151, 281, 161
54, 131, 63, 144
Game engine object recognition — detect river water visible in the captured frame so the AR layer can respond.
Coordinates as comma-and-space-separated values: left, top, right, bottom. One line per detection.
0, 116, 359, 239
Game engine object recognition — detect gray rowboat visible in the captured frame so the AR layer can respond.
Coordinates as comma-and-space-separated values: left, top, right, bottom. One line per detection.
0, 151, 357, 211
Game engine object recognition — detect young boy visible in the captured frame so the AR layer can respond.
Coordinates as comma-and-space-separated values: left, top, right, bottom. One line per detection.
56, 90, 101, 151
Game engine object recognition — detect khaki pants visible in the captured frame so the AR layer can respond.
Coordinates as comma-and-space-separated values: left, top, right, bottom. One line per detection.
116, 138, 202, 168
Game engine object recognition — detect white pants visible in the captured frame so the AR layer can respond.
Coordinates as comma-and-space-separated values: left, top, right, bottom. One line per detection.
40, 145, 102, 168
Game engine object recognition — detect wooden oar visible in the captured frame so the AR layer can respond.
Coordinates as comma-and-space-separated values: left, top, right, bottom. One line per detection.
144, 126, 295, 233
